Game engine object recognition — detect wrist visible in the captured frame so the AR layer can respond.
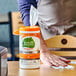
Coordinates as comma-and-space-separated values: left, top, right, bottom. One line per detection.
40, 47, 49, 53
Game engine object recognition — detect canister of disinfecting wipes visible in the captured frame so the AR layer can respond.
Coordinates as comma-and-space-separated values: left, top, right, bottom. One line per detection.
19, 26, 40, 69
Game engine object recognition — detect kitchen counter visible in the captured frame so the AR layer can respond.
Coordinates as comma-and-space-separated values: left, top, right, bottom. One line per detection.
8, 61, 76, 76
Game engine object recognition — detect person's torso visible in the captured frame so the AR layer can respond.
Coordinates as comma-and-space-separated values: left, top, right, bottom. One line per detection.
37, 0, 76, 26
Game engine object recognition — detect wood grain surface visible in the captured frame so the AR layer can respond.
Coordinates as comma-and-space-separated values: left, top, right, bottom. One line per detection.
45, 35, 76, 57
45, 35, 76, 48
8, 61, 76, 76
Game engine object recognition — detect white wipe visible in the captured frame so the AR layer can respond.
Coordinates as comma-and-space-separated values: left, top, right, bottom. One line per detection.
52, 65, 74, 70
30, 5, 38, 26
52, 61, 76, 70
70, 61, 76, 64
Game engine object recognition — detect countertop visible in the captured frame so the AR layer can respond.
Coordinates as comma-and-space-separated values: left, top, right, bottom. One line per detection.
8, 61, 76, 76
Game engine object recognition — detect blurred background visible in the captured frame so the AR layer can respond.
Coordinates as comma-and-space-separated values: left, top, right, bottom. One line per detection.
0, 0, 19, 61
0, 0, 76, 61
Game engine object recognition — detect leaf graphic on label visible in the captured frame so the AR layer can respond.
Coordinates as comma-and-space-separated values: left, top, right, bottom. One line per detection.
22, 37, 35, 48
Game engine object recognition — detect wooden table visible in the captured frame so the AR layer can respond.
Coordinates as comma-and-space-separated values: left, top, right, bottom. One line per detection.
8, 61, 76, 76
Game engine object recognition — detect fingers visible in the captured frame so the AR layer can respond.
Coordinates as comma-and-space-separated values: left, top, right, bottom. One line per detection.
49, 55, 68, 67
52, 59, 67, 67
59, 57, 71, 63
50, 55, 67, 67
49, 55, 69, 67
54, 55, 68, 67
49, 59, 59, 67
56, 59, 67, 67
41, 52, 69, 67
41, 55, 59, 67
49, 55, 59, 67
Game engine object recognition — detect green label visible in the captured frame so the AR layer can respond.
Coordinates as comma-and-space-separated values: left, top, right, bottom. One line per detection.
22, 37, 35, 48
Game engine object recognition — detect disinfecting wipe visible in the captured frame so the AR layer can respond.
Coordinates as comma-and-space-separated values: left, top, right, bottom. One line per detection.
19, 26, 40, 69
52, 65, 74, 70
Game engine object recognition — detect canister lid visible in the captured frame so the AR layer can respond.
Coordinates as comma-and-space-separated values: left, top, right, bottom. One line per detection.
20, 26, 40, 31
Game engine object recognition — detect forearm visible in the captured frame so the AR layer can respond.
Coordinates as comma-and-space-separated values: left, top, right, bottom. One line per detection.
40, 32, 49, 53
17, 0, 31, 26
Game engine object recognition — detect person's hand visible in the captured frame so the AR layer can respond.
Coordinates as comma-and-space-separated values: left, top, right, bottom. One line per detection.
40, 51, 70, 67
40, 31, 70, 67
